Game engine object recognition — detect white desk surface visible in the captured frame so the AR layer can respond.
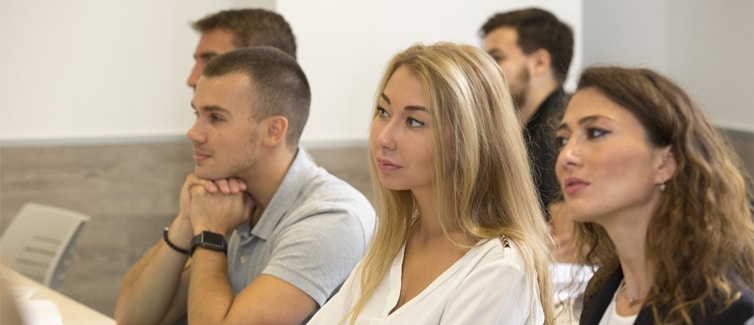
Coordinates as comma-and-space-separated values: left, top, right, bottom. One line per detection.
2, 266, 116, 325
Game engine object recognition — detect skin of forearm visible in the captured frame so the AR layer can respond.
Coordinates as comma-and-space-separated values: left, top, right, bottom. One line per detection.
188, 248, 234, 324
115, 219, 193, 324
115, 242, 190, 324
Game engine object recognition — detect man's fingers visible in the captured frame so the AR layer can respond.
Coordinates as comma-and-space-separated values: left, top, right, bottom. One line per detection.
185, 173, 219, 193
220, 178, 248, 194
228, 179, 240, 193
213, 179, 231, 194
190, 184, 207, 196
203, 182, 220, 193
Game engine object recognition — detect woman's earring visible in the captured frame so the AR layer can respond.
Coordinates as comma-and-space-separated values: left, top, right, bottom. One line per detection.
658, 183, 666, 192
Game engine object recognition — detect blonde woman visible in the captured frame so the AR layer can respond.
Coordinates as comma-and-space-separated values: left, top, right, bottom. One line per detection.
309, 42, 554, 324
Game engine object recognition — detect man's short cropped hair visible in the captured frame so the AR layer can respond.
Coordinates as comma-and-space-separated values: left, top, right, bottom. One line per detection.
192, 8, 297, 59
203, 46, 310, 149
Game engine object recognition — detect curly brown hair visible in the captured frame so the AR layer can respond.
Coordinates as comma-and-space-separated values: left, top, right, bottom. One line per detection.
572, 66, 754, 324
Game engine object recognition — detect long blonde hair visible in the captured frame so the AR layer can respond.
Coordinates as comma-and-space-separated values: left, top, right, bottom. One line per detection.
348, 42, 554, 324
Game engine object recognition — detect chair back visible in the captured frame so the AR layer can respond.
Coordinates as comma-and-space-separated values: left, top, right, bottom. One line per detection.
0, 202, 90, 290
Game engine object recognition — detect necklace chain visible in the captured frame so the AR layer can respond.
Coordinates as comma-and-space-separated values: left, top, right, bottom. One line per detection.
618, 279, 641, 307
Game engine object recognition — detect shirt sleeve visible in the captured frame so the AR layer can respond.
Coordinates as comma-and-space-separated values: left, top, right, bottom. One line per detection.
441, 241, 544, 324
307, 262, 363, 325
261, 208, 370, 306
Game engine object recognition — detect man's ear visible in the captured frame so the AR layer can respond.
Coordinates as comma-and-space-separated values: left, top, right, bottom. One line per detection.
528, 48, 552, 77
262, 116, 289, 147
655, 146, 677, 184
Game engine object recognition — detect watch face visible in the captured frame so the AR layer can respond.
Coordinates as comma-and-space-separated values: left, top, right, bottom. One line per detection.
191, 231, 228, 255
202, 231, 225, 247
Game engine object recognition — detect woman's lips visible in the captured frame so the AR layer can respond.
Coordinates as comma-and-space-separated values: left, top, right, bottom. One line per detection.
563, 177, 590, 195
376, 157, 401, 171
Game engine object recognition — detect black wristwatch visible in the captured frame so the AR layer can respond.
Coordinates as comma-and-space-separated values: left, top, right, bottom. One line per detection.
190, 231, 228, 256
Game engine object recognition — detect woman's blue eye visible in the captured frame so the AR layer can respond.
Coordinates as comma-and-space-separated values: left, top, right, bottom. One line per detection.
376, 107, 389, 118
407, 118, 424, 127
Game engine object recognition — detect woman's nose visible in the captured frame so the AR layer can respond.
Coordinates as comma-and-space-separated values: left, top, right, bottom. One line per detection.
373, 123, 397, 151
557, 140, 581, 170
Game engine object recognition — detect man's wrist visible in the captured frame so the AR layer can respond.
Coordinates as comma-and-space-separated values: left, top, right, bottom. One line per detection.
163, 227, 190, 255
190, 231, 228, 256
191, 223, 229, 236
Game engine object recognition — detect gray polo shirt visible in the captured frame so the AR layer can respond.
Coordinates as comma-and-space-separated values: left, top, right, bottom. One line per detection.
226, 148, 375, 307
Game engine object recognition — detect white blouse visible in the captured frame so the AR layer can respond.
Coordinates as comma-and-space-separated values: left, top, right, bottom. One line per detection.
598, 291, 637, 325
308, 238, 544, 324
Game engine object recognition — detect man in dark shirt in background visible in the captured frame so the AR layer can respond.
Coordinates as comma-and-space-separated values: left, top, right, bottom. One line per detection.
480, 8, 575, 262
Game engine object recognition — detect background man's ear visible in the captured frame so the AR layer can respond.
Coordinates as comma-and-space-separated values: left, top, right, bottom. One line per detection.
529, 48, 552, 76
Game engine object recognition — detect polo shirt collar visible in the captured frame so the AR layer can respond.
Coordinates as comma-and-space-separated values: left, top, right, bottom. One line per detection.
235, 148, 316, 241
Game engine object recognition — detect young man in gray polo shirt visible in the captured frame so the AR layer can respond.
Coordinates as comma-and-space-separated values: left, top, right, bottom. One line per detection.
115, 47, 375, 324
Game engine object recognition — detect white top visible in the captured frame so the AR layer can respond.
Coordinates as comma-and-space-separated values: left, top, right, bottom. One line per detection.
598, 291, 637, 325
308, 238, 544, 324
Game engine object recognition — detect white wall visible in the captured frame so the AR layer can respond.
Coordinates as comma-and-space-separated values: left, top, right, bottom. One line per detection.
0, 0, 231, 144
0, 0, 582, 145
666, 1, 753, 132
583, 0, 754, 132
279, 0, 583, 144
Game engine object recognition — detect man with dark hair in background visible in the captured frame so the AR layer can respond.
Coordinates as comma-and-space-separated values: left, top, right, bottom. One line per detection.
186, 8, 297, 89
480, 8, 575, 262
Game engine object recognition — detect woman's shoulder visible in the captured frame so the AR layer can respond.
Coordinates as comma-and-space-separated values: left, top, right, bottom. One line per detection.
470, 236, 527, 273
